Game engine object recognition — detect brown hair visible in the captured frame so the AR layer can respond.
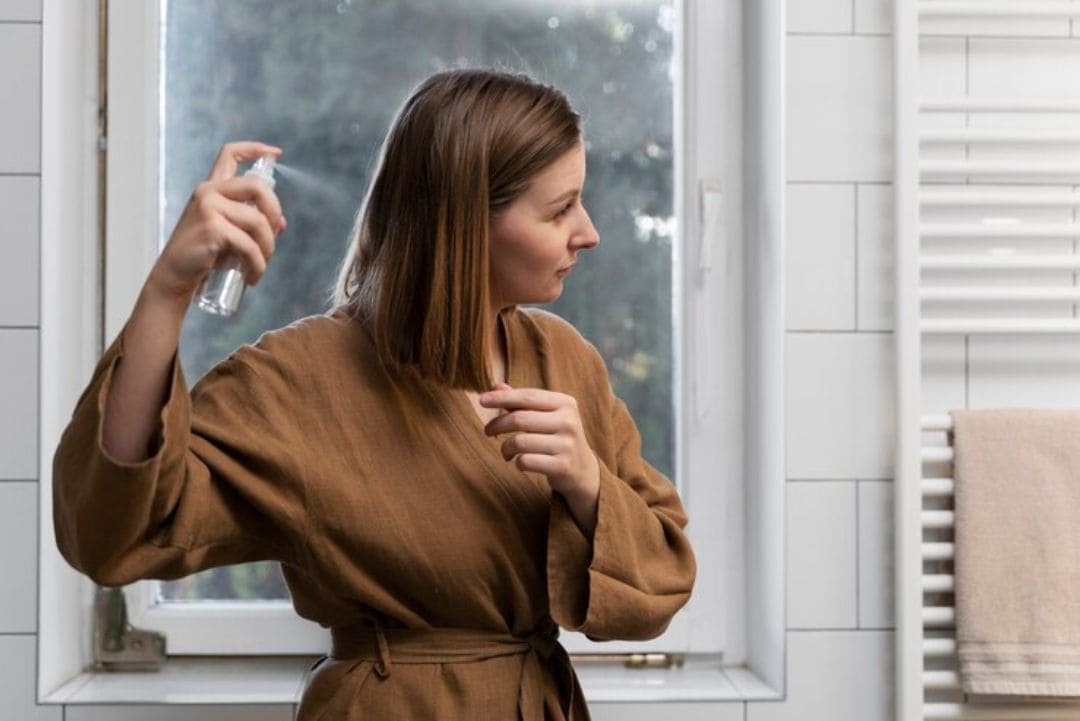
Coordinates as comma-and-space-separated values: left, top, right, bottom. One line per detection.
330, 68, 581, 391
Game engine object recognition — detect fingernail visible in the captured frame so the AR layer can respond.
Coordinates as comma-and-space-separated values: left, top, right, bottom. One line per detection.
479, 393, 492, 404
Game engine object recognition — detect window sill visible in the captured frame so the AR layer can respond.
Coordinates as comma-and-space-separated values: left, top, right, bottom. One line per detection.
41, 656, 782, 705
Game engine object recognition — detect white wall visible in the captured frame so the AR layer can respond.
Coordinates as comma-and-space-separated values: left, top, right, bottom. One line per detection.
773, 0, 897, 719
0, 0, 58, 719
0, 0, 922, 717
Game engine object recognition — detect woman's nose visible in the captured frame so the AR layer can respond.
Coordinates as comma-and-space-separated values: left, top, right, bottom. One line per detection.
574, 209, 600, 249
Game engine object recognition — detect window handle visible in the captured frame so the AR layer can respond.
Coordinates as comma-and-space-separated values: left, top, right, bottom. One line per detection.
699, 178, 722, 274
693, 179, 724, 424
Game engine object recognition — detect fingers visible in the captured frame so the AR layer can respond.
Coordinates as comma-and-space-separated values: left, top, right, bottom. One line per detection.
208, 216, 268, 285
511, 453, 570, 474
499, 432, 568, 461
218, 175, 285, 231
206, 141, 283, 183
216, 196, 277, 261
483, 409, 565, 436
479, 387, 567, 411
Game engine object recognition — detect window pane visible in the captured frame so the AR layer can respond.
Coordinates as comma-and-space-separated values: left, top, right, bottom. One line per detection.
160, 0, 675, 601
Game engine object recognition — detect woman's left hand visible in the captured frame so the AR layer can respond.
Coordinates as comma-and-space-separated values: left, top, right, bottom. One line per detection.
480, 381, 601, 503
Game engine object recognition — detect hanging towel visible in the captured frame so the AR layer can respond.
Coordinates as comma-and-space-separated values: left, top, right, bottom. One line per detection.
949, 408, 1080, 698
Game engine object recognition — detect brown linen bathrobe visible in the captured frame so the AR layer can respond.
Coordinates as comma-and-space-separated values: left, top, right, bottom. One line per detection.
52, 303, 697, 721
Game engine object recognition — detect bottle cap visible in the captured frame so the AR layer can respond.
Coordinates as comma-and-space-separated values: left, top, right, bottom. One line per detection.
245, 154, 277, 190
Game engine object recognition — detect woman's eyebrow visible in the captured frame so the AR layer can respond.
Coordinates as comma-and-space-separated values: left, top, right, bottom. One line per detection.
546, 188, 580, 205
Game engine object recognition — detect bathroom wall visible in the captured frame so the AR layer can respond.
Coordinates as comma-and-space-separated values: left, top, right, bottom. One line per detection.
0, 0, 54, 719
0, 0, 949, 717
779, 0, 897, 718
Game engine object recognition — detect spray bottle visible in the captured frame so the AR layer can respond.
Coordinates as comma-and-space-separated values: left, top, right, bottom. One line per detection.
195, 153, 278, 316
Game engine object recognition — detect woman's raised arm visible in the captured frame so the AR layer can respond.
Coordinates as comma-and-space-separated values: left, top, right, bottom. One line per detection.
53, 141, 303, 586
101, 140, 284, 463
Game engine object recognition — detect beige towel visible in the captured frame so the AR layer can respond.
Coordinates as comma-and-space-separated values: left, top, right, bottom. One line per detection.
949, 408, 1080, 697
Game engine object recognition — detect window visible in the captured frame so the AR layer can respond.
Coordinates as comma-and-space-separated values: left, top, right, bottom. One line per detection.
104, 0, 745, 662
162, 0, 677, 604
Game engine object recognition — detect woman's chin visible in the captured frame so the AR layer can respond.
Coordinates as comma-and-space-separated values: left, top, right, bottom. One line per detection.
506, 281, 564, 305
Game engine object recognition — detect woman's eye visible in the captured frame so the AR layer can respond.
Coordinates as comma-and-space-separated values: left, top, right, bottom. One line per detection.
554, 202, 573, 220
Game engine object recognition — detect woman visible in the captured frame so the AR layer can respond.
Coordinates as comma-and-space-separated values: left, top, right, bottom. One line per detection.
52, 69, 696, 721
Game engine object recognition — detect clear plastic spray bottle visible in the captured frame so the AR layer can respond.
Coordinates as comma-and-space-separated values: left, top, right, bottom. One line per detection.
195, 154, 277, 316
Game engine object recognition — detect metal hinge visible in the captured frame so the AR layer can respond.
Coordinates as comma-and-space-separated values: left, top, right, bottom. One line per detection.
91, 587, 167, 672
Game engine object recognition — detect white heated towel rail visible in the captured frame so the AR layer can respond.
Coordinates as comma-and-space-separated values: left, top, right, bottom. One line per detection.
910, 415, 1080, 720
895, 2, 1080, 720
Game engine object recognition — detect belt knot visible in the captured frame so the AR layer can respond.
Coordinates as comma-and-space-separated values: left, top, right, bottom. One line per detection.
327, 616, 574, 720
523, 615, 559, 660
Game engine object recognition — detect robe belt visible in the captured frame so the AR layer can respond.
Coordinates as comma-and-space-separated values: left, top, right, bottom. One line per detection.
329, 615, 576, 721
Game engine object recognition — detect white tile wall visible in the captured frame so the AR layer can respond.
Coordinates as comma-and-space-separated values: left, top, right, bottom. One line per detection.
0, 24, 41, 173
0, 482, 38, 633
786, 184, 856, 331
921, 335, 966, 417
781, 13, 902, 716
855, 184, 892, 332
924, 14, 1069, 38
0, 636, 61, 720
0, 329, 38, 479
786, 332, 894, 480
787, 0, 851, 34
0, 177, 40, 326
854, 0, 890, 35
0, 0, 41, 22
1, 7, 49, 720
857, 480, 894, 629
786, 481, 857, 629
746, 631, 893, 721
786, 36, 891, 183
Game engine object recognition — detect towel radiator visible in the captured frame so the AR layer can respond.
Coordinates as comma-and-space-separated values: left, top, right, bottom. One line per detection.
895, 2, 1080, 719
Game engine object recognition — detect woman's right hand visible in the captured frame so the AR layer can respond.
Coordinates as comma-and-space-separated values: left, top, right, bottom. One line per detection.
147, 140, 287, 302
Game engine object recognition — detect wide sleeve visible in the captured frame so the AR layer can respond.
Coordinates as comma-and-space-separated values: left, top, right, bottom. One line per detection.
52, 322, 309, 588
546, 344, 697, 642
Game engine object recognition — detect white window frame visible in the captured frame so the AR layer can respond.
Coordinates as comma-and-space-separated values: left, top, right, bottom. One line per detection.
43, 0, 785, 678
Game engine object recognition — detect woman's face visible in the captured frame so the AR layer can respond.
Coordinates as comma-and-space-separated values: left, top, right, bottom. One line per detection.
488, 141, 600, 309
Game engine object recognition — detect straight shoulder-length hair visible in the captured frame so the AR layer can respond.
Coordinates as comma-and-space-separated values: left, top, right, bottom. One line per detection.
331, 68, 581, 391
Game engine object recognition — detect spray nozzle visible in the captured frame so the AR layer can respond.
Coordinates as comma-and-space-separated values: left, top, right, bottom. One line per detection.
245, 154, 277, 190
